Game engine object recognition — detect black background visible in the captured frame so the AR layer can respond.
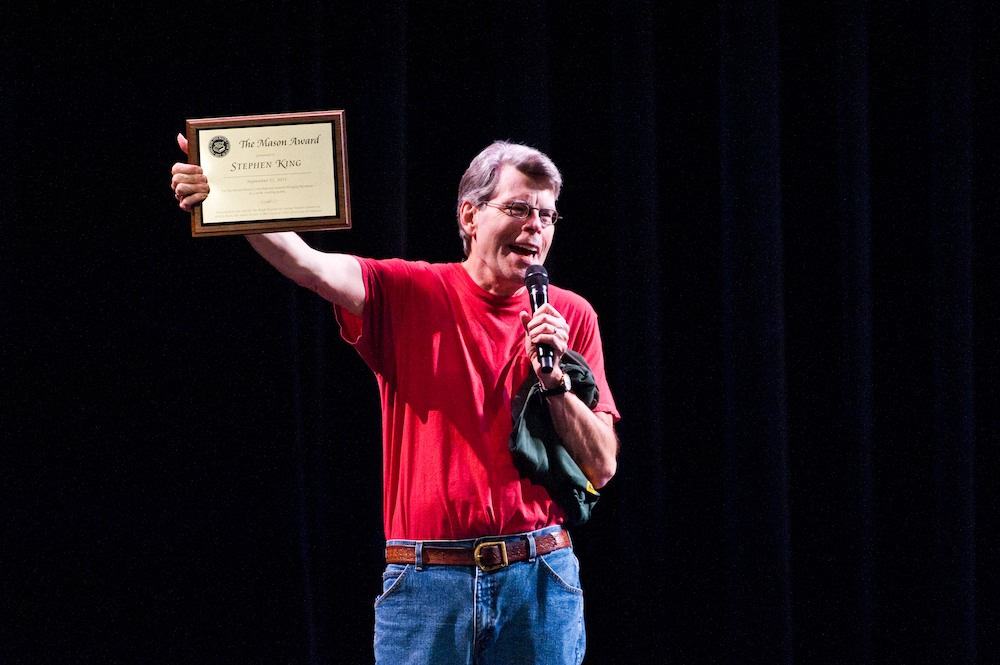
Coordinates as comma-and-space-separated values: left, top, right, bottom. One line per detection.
4, 1, 998, 662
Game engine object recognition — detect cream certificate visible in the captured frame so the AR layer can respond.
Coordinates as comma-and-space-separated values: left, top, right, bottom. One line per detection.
198, 122, 338, 225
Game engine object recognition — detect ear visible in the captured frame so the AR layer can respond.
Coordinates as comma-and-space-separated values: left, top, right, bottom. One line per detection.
459, 200, 479, 239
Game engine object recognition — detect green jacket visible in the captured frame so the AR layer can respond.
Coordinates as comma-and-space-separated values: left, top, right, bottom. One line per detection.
509, 350, 601, 526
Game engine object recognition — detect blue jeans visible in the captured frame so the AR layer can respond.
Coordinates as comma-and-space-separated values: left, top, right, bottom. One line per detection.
374, 526, 585, 665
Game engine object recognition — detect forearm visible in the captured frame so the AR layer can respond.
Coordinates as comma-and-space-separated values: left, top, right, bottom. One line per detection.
246, 232, 365, 316
520, 305, 618, 487
544, 390, 618, 489
245, 232, 319, 285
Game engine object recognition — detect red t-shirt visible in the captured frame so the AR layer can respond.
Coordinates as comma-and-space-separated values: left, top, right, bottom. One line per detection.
336, 258, 619, 541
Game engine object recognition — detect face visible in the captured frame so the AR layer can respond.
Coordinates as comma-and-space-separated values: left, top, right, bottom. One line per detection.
461, 165, 557, 296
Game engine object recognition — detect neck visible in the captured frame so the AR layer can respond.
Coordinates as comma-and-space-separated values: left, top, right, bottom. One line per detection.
461, 259, 521, 297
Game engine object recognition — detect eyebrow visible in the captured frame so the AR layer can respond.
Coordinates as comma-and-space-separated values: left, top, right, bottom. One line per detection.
505, 199, 558, 211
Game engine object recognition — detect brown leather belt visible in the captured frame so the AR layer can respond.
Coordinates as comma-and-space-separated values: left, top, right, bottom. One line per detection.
385, 529, 571, 572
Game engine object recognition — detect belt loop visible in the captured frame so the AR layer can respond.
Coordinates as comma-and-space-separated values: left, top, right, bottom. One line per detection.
527, 533, 537, 563
414, 542, 424, 572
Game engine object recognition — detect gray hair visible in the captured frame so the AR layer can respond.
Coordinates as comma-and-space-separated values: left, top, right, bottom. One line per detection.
456, 141, 562, 257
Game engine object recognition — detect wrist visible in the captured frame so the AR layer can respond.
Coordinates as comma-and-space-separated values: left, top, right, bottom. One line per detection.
537, 370, 571, 398
537, 366, 564, 390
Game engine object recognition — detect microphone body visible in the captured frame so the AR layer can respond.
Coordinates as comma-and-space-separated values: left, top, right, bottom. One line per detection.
524, 265, 555, 374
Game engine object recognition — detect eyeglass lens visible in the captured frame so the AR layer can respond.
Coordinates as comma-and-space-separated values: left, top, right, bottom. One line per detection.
508, 202, 558, 224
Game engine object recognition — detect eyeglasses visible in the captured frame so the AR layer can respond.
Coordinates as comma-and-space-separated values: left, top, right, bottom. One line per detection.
482, 201, 560, 227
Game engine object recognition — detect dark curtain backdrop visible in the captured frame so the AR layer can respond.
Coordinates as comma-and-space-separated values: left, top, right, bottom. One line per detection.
4, 1, 997, 663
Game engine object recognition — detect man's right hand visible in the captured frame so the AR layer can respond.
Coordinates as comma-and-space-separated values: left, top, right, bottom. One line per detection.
170, 134, 210, 212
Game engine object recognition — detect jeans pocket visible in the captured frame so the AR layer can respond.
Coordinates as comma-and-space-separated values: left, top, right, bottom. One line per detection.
539, 548, 584, 595
374, 564, 412, 608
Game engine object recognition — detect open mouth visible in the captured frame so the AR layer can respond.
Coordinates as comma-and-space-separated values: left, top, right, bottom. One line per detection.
509, 244, 539, 259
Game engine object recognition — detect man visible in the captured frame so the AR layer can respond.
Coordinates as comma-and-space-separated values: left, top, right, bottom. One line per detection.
171, 137, 619, 664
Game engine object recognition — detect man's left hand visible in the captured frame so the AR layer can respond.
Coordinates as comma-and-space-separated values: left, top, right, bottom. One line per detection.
520, 303, 570, 387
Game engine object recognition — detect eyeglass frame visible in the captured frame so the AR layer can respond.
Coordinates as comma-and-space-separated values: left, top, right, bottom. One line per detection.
480, 200, 561, 227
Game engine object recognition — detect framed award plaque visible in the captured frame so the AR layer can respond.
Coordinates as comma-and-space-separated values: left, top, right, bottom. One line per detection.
186, 110, 351, 237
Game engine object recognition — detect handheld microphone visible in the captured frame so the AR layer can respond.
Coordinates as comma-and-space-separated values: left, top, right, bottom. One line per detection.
524, 264, 555, 374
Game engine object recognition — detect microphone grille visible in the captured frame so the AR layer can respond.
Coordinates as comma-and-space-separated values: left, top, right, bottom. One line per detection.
524, 264, 549, 288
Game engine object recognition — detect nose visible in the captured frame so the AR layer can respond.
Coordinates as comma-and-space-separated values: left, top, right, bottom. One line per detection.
521, 209, 545, 232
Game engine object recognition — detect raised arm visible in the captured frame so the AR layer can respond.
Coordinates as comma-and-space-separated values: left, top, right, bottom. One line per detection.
170, 135, 366, 317
245, 233, 365, 317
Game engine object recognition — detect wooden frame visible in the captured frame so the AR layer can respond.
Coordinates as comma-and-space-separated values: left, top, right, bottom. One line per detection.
186, 110, 351, 237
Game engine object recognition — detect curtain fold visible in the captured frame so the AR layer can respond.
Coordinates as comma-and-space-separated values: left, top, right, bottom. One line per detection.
929, 0, 976, 661
719, 1, 793, 662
